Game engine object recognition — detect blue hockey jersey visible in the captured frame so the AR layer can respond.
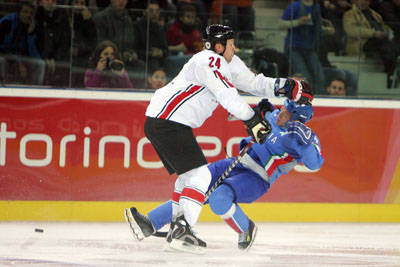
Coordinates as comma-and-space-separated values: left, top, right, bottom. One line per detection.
239, 109, 324, 185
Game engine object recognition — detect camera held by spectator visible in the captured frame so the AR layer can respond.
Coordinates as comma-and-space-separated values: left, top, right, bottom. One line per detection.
106, 57, 124, 71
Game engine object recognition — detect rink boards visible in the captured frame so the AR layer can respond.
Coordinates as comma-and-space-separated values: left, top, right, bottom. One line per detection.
0, 88, 400, 222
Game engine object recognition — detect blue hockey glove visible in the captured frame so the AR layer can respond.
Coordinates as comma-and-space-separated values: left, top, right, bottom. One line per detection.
286, 121, 315, 146
243, 109, 272, 144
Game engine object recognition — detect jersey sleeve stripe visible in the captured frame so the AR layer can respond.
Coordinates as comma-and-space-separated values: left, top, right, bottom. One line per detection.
214, 70, 234, 88
157, 85, 204, 119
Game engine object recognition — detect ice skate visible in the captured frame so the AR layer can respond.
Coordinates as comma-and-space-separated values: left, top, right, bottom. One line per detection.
166, 215, 206, 254
124, 207, 155, 241
238, 220, 257, 251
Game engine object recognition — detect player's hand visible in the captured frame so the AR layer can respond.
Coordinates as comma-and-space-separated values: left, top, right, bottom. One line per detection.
286, 121, 315, 146
256, 98, 275, 116
243, 109, 272, 144
274, 78, 304, 101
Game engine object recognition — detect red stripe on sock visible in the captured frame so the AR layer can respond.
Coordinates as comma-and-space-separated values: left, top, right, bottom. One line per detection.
181, 187, 205, 204
224, 218, 241, 233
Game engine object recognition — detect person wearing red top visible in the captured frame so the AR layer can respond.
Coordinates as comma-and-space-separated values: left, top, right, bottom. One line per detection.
166, 4, 203, 55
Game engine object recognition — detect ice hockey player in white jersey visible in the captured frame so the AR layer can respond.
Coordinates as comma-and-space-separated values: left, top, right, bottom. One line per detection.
125, 24, 308, 254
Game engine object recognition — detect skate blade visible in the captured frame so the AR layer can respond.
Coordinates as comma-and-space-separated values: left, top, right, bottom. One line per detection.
244, 225, 258, 252
169, 239, 206, 255
163, 242, 180, 253
124, 208, 144, 241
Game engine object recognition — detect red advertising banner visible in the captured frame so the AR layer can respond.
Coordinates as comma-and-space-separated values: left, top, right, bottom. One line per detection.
1, 90, 400, 203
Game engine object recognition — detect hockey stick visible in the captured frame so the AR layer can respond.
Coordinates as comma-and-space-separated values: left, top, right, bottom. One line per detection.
151, 140, 255, 238
204, 139, 254, 202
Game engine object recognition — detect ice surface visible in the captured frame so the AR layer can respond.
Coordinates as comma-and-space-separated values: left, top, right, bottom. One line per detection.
0, 222, 399, 266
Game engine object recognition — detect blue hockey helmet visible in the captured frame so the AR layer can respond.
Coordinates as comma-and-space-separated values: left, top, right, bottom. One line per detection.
284, 98, 314, 123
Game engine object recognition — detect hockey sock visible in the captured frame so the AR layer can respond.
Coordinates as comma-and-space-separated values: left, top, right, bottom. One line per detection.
209, 184, 249, 233
172, 175, 186, 220
148, 200, 172, 231
179, 165, 211, 226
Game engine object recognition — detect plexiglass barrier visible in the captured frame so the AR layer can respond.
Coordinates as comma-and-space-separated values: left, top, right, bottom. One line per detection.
0, 1, 399, 98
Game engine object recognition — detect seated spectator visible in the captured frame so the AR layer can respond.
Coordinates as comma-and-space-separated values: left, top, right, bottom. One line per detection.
209, 0, 255, 32
134, 1, 169, 73
252, 48, 289, 78
93, 0, 145, 83
326, 76, 346, 96
167, 4, 202, 55
323, 67, 358, 96
373, 0, 400, 42
319, 0, 352, 57
84, 40, 133, 89
69, 0, 97, 88
36, 0, 71, 87
343, 0, 400, 88
0, 1, 45, 85
279, 0, 335, 94
147, 68, 167, 90
173, 0, 209, 32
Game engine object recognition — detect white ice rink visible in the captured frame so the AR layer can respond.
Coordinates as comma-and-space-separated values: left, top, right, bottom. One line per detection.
1, 222, 400, 266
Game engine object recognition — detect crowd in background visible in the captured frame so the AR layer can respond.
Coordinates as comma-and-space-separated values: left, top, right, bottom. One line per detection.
0, 0, 399, 95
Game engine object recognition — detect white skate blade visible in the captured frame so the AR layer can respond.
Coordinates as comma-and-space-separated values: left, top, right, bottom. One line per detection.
124, 208, 144, 241
169, 239, 206, 255
163, 242, 180, 253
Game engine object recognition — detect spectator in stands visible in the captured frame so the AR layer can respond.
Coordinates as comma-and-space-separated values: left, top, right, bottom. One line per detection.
173, 0, 209, 32
147, 67, 167, 90
319, 0, 352, 61
84, 40, 133, 89
93, 0, 145, 83
0, 1, 45, 85
167, 4, 202, 55
134, 1, 169, 73
280, 0, 335, 94
343, 0, 400, 88
373, 0, 400, 42
209, 0, 255, 32
36, 0, 71, 87
326, 76, 346, 95
69, 0, 97, 88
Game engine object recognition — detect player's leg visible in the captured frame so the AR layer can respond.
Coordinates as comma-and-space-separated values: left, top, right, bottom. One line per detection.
144, 117, 209, 253
125, 201, 172, 241
167, 164, 210, 253
208, 166, 269, 250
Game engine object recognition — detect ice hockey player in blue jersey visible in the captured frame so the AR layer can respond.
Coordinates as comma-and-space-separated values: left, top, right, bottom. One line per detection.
126, 82, 324, 253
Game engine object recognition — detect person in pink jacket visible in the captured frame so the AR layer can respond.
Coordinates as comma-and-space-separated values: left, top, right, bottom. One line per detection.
84, 40, 133, 89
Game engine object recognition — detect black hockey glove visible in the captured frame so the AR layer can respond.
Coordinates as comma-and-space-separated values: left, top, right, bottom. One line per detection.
274, 78, 307, 102
243, 109, 272, 144
256, 98, 275, 116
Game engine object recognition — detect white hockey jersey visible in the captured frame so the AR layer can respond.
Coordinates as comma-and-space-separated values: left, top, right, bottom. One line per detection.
145, 49, 286, 128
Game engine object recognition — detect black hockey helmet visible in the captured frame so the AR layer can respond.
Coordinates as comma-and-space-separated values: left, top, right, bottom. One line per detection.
203, 24, 235, 50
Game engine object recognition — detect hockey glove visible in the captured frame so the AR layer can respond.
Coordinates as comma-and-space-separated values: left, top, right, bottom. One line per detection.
286, 121, 315, 146
243, 109, 272, 144
274, 78, 306, 102
257, 98, 275, 116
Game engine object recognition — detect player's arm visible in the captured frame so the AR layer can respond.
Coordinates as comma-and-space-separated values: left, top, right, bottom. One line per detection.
230, 57, 304, 101
281, 122, 324, 170
194, 65, 270, 144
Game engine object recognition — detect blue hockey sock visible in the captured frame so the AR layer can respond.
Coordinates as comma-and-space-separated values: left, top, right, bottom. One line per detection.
148, 200, 172, 231
209, 184, 249, 233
